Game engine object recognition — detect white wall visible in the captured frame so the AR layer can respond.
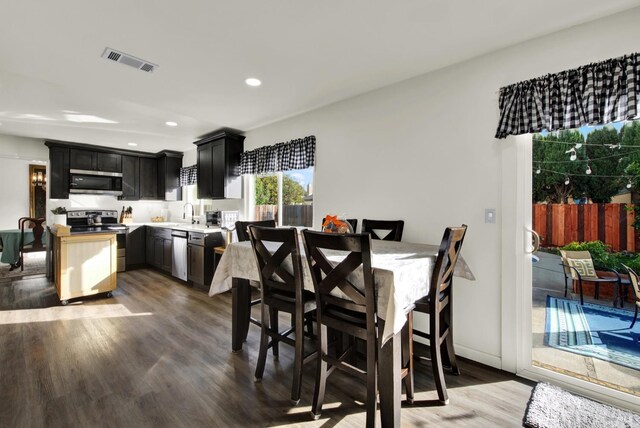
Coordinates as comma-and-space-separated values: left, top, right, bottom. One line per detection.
0, 134, 48, 229
243, 8, 640, 369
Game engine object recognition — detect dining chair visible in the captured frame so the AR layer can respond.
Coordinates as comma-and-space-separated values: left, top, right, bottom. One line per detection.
621, 264, 640, 329
248, 226, 317, 404
236, 219, 276, 242
18, 217, 46, 271
411, 225, 467, 405
559, 250, 621, 306
234, 220, 277, 334
302, 230, 413, 426
346, 219, 358, 233
361, 219, 404, 241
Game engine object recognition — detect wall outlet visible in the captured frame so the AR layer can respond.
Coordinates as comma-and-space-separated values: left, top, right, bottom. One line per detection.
485, 208, 496, 224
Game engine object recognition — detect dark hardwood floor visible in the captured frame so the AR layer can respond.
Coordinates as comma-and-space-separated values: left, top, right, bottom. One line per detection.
0, 269, 534, 427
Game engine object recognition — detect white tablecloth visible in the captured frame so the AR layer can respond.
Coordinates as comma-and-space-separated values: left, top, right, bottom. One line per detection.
209, 239, 475, 343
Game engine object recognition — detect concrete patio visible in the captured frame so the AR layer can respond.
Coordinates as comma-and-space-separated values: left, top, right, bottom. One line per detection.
532, 251, 640, 396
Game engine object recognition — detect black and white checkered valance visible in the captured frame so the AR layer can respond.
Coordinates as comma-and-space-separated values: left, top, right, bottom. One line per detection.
240, 135, 315, 175
179, 165, 197, 186
495, 53, 640, 139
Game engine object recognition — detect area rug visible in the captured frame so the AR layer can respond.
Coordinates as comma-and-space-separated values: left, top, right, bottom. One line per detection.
524, 382, 640, 428
545, 296, 640, 371
0, 252, 46, 280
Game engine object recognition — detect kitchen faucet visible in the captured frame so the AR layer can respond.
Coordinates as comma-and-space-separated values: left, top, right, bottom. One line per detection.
183, 203, 195, 224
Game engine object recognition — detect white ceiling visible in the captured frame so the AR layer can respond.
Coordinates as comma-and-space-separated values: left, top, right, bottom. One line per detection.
0, 1, 638, 153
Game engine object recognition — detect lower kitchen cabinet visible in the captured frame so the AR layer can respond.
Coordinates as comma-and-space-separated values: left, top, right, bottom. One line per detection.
187, 231, 223, 290
137, 226, 223, 288
126, 225, 146, 268
145, 227, 172, 273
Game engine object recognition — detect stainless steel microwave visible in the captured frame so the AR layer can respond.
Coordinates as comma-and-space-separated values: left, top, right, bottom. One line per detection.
69, 169, 123, 195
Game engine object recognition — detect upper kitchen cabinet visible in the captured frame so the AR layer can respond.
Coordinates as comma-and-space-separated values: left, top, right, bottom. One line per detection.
157, 151, 183, 201
139, 157, 159, 200
120, 155, 140, 200
45, 140, 183, 201
69, 148, 122, 173
194, 131, 244, 199
48, 145, 70, 199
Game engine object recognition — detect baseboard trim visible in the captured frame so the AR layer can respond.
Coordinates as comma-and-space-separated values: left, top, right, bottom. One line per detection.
455, 344, 502, 370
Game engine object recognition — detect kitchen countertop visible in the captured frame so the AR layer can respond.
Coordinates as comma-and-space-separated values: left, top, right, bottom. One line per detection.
127, 222, 223, 234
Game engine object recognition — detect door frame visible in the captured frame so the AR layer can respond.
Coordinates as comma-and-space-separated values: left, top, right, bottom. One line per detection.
501, 134, 640, 412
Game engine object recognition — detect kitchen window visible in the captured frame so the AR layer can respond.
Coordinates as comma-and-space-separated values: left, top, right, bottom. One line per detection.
253, 167, 313, 227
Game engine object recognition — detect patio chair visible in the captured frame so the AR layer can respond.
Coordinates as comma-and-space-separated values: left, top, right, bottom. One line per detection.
559, 250, 621, 306
621, 264, 640, 329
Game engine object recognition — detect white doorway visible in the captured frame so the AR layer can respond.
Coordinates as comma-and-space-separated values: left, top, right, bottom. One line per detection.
502, 134, 640, 413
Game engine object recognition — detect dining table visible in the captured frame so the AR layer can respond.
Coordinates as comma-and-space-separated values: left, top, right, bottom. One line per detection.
0, 229, 34, 268
209, 238, 475, 426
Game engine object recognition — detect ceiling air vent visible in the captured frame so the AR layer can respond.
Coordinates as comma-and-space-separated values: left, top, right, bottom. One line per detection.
101, 47, 158, 73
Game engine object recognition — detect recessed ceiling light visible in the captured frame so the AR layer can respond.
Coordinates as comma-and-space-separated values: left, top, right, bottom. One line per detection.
128, 142, 138, 147
165, 121, 178, 127
245, 78, 261, 87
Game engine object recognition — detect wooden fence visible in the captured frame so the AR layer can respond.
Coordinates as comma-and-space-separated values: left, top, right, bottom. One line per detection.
255, 204, 313, 227
532, 203, 636, 252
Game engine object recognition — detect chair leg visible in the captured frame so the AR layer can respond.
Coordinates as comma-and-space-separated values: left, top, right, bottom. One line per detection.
578, 279, 584, 306
430, 314, 449, 404
311, 324, 328, 420
270, 307, 279, 358
291, 310, 304, 405
564, 275, 569, 298
20, 253, 24, 272
631, 305, 638, 330
365, 328, 377, 428
444, 306, 460, 376
254, 303, 270, 382
401, 313, 414, 404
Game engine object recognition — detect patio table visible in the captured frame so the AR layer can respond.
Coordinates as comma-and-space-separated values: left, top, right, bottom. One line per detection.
209, 238, 475, 426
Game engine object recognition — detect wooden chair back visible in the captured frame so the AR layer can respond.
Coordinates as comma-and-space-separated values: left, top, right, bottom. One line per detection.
302, 230, 375, 337
361, 219, 404, 241
248, 226, 303, 300
346, 219, 358, 233
18, 217, 46, 251
429, 225, 467, 311
236, 220, 276, 242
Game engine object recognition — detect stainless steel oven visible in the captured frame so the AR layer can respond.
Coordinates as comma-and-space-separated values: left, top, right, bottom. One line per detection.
69, 169, 123, 196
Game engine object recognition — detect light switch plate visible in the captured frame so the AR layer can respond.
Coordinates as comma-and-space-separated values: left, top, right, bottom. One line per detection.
485, 208, 496, 224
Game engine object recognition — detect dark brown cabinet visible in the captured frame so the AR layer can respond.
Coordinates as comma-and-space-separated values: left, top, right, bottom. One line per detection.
157, 152, 183, 201
187, 231, 223, 289
97, 153, 122, 173
194, 131, 244, 199
146, 227, 172, 273
46, 141, 182, 201
69, 149, 122, 172
126, 225, 146, 268
121, 155, 140, 200
69, 149, 95, 170
49, 146, 70, 199
139, 157, 159, 200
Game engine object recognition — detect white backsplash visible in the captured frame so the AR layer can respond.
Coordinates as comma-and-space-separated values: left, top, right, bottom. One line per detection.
47, 194, 244, 225
48, 195, 185, 224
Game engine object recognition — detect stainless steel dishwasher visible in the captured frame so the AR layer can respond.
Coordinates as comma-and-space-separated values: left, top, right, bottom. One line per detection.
171, 230, 188, 281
